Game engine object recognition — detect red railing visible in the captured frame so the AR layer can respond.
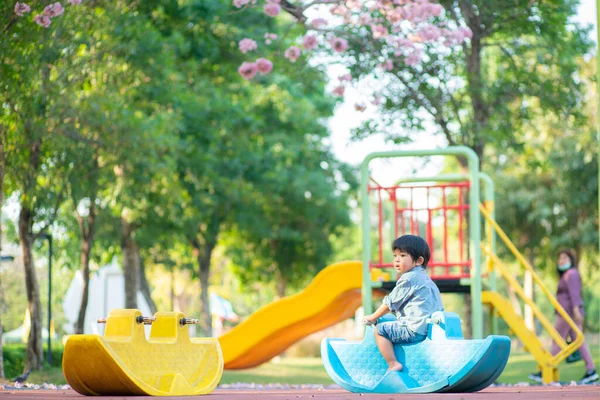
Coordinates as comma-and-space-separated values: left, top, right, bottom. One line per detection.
368, 179, 471, 280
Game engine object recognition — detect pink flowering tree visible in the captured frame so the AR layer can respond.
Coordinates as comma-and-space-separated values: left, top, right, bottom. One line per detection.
233, 1, 471, 86
232, 0, 476, 148
231, 0, 591, 172
3, 0, 81, 34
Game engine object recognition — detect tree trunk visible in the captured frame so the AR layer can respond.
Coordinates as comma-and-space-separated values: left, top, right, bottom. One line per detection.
139, 254, 157, 314
19, 206, 43, 371
75, 240, 91, 334
0, 299, 3, 379
121, 211, 139, 309
464, 292, 472, 339
192, 238, 216, 337
275, 269, 287, 299
461, 4, 488, 165
74, 201, 96, 334
170, 267, 175, 311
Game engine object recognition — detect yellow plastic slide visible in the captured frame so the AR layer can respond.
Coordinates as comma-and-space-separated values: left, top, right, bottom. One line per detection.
218, 260, 364, 369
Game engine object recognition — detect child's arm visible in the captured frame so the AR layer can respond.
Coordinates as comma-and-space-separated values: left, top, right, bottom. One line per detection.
363, 303, 390, 325
363, 279, 412, 325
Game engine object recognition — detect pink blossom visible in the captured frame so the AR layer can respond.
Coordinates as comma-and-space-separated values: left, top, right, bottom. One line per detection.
302, 35, 318, 50
33, 14, 51, 27
338, 74, 352, 82
372, 94, 383, 105
379, 59, 393, 71
376, 0, 394, 10
395, 37, 415, 48
238, 62, 258, 80
391, 36, 415, 56
43, 2, 64, 17
310, 18, 328, 28
330, 4, 349, 16
330, 37, 348, 53
233, 0, 251, 8
442, 27, 471, 46
404, 49, 422, 66
239, 38, 258, 53
14, 2, 31, 16
284, 46, 301, 62
255, 58, 273, 74
264, 2, 281, 17
430, 3, 444, 17
371, 24, 388, 39
332, 85, 345, 97
67, 0, 82, 4
387, 8, 404, 23
417, 24, 441, 41
346, 0, 362, 10
358, 14, 372, 26
405, 1, 444, 23
354, 103, 366, 112
264, 32, 278, 44
459, 26, 473, 40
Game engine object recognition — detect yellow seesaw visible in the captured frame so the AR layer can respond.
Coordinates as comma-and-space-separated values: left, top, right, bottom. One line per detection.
63, 309, 223, 396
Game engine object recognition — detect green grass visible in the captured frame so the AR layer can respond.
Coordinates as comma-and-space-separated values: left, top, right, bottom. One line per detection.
496, 346, 600, 384
221, 357, 332, 385
12, 346, 600, 386
27, 367, 67, 386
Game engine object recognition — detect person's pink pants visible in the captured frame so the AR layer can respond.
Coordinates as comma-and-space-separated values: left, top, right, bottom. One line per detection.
550, 315, 595, 371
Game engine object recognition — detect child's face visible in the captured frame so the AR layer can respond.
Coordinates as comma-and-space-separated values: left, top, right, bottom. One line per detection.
393, 249, 422, 274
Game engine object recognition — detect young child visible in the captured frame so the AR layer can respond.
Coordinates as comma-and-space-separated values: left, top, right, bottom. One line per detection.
363, 234, 444, 372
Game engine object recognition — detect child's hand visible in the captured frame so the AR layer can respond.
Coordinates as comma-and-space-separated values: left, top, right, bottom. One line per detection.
363, 315, 377, 326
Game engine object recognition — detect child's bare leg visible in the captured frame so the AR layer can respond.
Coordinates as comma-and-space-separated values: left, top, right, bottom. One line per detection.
374, 330, 403, 372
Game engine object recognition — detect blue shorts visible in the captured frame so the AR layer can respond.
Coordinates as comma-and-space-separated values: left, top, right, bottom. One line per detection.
376, 321, 427, 344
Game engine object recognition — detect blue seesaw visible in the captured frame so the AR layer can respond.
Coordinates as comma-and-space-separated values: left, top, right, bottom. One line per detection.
321, 311, 510, 394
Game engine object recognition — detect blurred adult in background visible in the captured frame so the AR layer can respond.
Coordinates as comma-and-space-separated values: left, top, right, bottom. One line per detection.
529, 249, 597, 384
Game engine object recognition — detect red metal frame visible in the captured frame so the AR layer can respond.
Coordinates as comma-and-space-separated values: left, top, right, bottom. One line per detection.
368, 180, 471, 280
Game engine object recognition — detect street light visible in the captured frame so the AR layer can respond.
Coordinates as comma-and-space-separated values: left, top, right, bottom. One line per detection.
38, 233, 52, 365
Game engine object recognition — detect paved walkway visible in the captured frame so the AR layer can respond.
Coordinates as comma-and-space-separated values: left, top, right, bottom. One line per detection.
1, 386, 599, 399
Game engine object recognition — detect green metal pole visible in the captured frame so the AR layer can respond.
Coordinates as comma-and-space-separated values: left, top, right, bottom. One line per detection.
467, 154, 483, 339
360, 147, 482, 339
361, 158, 373, 314
480, 172, 498, 335
394, 173, 468, 184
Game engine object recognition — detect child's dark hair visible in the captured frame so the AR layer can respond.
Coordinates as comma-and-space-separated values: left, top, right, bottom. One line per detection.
392, 235, 431, 267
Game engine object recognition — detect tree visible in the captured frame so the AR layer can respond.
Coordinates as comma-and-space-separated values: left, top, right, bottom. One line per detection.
226, 133, 356, 297
235, 1, 591, 166
490, 57, 598, 272
3, 1, 82, 34
1, 0, 170, 366
1, 20, 73, 370
113, 0, 354, 335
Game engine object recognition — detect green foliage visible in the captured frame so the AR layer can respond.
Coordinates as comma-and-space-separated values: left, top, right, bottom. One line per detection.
486, 57, 598, 299
1, 0, 355, 341
1, 344, 63, 380
343, 0, 592, 160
